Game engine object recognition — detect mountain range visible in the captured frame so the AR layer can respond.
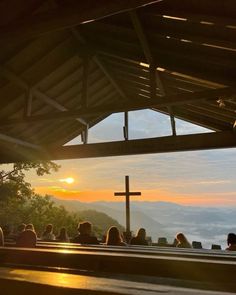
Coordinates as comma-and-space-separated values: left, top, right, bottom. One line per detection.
52, 197, 236, 249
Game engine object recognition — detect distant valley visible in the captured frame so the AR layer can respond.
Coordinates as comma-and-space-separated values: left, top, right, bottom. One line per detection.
52, 197, 236, 249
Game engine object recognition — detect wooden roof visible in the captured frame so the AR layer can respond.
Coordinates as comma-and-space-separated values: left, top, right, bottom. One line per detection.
0, 0, 236, 163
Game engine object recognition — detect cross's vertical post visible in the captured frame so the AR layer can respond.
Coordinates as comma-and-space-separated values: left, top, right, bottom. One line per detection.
114, 175, 141, 241
125, 175, 130, 234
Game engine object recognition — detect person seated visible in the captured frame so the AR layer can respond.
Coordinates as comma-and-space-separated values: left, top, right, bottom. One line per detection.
26, 223, 35, 231
106, 226, 126, 246
130, 228, 148, 246
0, 227, 4, 246
16, 229, 37, 248
175, 232, 192, 248
2, 224, 12, 240
17, 223, 26, 235
72, 221, 99, 245
56, 227, 70, 243
10, 223, 26, 241
41, 224, 56, 241
226, 233, 236, 251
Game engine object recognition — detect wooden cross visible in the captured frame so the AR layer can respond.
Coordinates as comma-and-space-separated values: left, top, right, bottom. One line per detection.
114, 176, 141, 238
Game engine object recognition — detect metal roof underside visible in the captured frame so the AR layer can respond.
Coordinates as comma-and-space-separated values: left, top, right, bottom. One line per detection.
0, 0, 236, 163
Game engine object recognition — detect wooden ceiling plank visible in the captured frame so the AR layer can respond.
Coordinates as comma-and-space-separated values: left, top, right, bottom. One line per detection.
0, 1, 161, 44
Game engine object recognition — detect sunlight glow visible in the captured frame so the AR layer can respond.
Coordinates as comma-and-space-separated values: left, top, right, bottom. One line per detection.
60, 177, 75, 184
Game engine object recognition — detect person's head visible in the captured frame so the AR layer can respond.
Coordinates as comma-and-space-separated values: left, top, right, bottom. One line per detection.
176, 232, 188, 244
26, 223, 35, 231
106, 226, 122, 245
136, 228, 146, 240
58, 227, 68, 238
78, 222, 92, 235
16, 229, 37, 248
45, 224, 53, 233
2, 224, 11, 236
227, 233, 236, 246
17, 223, 26, 233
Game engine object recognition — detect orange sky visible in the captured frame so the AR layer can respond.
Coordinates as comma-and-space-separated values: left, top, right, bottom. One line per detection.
34, 186, 236, 207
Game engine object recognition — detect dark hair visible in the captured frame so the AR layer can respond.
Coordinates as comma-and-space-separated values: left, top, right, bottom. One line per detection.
42, 224, 53, 235
78, 222, 92, 235
176, 232, 189, 244
227, 233, 236, 246
17, 223, 26, 232
106, 226, 123, 245
136, 228, 146, 240
57, 227, 68, 241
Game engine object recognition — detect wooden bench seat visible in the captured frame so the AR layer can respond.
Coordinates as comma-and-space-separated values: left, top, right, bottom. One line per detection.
1, 246, 236, 292
0, 266, 233, 295
4, 241, 236, 262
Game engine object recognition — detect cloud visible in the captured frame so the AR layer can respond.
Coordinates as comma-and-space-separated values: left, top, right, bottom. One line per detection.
198, 180, 232, 185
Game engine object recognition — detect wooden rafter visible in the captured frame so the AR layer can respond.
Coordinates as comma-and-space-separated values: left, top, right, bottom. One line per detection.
1, 87, 235, 126
71, 28, 127, 101
130, 10, 177, 135
0, 133, 41, 150
0, 65, 87, 126
24, 89, 33, 117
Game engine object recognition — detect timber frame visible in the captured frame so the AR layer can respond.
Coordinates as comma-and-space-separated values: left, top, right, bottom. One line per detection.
0, 0, 236, 163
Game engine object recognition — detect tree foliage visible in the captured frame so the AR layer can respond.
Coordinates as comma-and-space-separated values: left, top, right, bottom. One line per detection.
0, 161, 60, 201
0, 161, 123, 239
78, 210, 124, 237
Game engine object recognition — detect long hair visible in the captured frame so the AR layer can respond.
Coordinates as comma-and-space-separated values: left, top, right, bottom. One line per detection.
136, 228, 146, 240
227, 233, 236, 246
176, 232, 189, 244
57, 227, 68, 241
106, 226, 123, 245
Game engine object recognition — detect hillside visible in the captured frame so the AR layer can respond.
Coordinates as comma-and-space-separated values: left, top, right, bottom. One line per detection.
78, 209, 124, 238
52, 198, 236, 248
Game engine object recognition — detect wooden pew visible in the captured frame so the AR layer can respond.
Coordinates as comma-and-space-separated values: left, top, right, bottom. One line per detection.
0, 246, 236, 292
0, 266, 233, 295
4, 240, 236, 262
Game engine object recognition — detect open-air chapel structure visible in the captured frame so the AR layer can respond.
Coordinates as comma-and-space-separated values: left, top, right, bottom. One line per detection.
0, 0, 236, 294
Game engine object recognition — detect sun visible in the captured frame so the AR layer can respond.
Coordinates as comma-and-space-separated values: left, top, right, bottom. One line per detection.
65, 177, 74, 184
60, 177, 75, 184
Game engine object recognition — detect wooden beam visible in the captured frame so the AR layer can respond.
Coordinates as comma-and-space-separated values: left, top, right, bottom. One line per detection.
1, 131, 236, 163
130, 10, 153, 65
0, 133, 41, 150
0, 1, 161, 44
81, 56, 90, 108
0, 65, 87, 125
2, 87, 234, 126
129, 10, 176, 134
71, 28, 127, 100
123, 112, 129, 140
47, 131, 236, 160
153, 106, 232, 131
24, 89, 33, 117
